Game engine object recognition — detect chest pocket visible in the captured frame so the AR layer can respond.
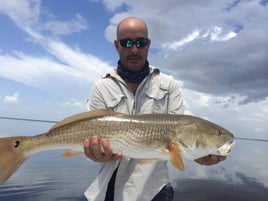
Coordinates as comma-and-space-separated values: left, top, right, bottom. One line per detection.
103, 80, 126, 110
144, 81, 170, 113
105, 94, 125, 109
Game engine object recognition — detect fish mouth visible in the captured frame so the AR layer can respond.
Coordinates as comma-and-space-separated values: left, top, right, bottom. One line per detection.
217, 140, 235, 155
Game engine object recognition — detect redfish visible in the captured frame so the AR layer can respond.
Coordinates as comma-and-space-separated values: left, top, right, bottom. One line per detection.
0, 109, 235, 184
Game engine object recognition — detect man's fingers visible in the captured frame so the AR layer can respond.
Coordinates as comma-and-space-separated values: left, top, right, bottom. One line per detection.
112, 151, 123, 160
101, 139, 113, 157
90, 135, 103, 159
101, 139, 123, 160
84, 136, 122, 162
84, 138, 96, 160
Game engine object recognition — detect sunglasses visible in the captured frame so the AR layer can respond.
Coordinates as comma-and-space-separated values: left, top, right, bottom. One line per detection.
119, 38, 149, 48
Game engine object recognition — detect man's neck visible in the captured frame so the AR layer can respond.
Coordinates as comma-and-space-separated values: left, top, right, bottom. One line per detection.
125, 80, 140, 94
117, 60, 149, 84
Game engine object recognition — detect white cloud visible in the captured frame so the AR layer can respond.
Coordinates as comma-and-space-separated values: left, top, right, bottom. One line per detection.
162, 30, 200, 50
90, 0, 127, 12
0, 44, 111, 98
210, 26, 237, 42
101, 0, 267, 103
0, 0, 88, 37
182, 88, 268, 140
0, 0, 41, 34
0, 1, 112, 98
40, 14, 88, 36
162, 26, 237, 50
45, 40, 111, 75
3, 93, 19, 104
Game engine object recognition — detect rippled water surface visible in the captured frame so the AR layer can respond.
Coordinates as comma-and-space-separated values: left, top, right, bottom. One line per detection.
0, 140, 267, 201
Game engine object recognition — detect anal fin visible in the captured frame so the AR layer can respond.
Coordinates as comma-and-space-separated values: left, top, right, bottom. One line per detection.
63, 149, 84, 158
169, 143, 185, 171
138, 159, 160, 165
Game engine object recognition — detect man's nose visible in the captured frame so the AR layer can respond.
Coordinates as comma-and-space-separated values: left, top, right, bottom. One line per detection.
130, 45, 138, 54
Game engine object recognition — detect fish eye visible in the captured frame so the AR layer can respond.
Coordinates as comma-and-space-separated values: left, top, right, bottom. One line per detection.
14, 140, 20, 148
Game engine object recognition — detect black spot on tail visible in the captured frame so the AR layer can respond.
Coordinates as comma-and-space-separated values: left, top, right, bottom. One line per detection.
14, 140, 20, 148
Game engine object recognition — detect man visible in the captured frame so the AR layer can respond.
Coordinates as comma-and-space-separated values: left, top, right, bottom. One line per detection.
84, 17, 226, 201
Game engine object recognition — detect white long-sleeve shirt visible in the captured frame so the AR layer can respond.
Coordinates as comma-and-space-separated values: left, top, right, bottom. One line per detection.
84, 66, 184, 201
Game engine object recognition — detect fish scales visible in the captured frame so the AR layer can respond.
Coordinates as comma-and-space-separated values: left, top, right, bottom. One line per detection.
48, 114, 177, 155
18, 114, 173, 158
0, 109, 235, 184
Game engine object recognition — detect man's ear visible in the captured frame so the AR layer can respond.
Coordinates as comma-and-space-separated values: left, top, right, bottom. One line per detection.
114, 40, 119, 52
147, 38, 151, 48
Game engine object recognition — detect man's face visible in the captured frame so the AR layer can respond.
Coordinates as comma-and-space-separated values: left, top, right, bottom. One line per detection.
114, 23, 151, 72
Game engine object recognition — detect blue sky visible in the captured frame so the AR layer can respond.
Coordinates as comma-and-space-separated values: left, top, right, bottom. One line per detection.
0, 0, 268, 190
0, 1, 267, 141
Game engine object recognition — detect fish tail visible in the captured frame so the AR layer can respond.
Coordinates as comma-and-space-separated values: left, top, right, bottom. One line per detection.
0, 136, 29, 184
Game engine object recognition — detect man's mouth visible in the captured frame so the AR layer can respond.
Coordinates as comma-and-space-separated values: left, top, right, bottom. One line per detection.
127, 55, 141, 60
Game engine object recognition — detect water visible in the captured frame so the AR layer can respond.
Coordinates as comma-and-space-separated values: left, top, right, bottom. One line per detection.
0, 151, 95, 201
173, 177, 268, 201
0, 141, 268, 201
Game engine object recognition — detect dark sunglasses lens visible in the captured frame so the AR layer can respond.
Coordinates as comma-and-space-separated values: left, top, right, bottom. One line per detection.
120, 39, 133, 48
120, 38, 148, 48
136, 38, 148, 48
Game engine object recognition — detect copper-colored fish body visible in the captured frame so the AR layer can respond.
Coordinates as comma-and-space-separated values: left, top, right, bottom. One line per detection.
0, 109, 235, 184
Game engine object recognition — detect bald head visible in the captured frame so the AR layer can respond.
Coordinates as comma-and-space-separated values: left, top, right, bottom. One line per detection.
116, 17, 148, 39
114, 17, 150, 72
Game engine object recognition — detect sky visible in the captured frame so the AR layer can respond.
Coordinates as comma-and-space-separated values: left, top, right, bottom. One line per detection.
0, 1, 267, 141
0, 0, 268, 195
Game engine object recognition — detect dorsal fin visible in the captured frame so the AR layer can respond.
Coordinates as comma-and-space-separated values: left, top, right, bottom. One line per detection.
49, 109, 121, 132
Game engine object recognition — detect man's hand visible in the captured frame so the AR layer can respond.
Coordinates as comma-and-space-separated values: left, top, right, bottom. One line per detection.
195, 155, 226, 166
84, 135, 122, 162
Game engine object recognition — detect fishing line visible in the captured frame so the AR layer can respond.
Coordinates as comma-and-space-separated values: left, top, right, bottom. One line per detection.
1, 116, 268, 142
235, 137, 268, 142
0, 116, 58, 123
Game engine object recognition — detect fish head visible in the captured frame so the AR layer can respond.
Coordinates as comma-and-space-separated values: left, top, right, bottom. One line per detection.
173, 115, 235, 160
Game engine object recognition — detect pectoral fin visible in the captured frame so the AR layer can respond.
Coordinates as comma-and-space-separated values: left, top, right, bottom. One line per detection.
63, 149, 84, 158
169, 143, 185, 171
